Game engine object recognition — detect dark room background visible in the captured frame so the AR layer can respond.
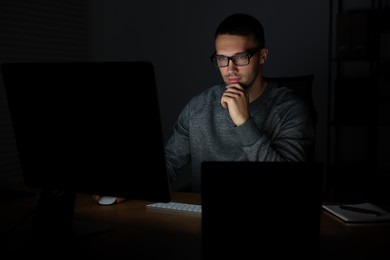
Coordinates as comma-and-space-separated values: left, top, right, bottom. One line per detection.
1, 0, 388, 201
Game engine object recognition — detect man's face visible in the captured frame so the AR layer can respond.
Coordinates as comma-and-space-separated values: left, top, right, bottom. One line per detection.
214, 34, 264, 89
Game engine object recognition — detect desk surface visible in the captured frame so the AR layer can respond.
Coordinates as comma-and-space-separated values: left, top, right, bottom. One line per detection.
1, 184, 390, 259
73, 192, 202, 259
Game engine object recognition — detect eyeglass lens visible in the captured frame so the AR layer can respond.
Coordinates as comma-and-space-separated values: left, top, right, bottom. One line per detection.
212, 47, 260, 68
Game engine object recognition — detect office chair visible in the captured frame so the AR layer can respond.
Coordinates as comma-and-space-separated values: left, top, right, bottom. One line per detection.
264, 75, 317, 161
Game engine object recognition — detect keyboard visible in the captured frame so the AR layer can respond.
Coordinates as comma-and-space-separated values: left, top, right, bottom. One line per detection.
146, 201, 202, 214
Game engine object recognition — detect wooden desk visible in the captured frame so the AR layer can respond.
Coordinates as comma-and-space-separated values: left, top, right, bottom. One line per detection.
0, 190, 202, 259
1, 187, 390, 259
73, 192, 202, 259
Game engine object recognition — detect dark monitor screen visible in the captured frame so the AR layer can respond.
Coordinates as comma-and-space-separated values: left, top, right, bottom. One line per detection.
201, 161, 324, 259
1, 61, 171, 203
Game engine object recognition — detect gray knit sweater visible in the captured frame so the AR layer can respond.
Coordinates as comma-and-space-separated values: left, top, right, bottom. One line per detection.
164, 80, 315, 192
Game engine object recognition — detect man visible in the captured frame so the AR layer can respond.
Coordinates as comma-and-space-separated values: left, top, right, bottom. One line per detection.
165, 13, 315, 192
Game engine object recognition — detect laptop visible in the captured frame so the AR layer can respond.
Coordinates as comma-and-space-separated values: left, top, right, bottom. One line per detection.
1, 61, 171, 203
201, 161, 324, 259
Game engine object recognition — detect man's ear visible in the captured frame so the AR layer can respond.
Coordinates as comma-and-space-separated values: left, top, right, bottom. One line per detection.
260, 48, 269, 64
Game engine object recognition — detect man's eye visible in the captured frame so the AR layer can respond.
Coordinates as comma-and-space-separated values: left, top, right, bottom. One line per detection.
235, 54, 248, 60
217, 56, 228, 61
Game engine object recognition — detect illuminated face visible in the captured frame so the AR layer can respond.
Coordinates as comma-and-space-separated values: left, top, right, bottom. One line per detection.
214, 34, 267, 89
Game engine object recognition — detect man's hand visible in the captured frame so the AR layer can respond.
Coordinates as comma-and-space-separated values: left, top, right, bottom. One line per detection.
221, 83, 250, 126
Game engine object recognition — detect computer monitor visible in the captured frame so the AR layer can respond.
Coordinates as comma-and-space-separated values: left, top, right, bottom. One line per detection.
1, 61, 171, 234
201, 161, 324, 259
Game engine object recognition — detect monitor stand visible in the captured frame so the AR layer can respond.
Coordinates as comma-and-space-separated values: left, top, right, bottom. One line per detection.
33, 189, 76, 235
30, 189, 113, 256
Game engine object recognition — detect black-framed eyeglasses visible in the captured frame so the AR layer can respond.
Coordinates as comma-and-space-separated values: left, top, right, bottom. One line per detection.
210, 47, 262, 68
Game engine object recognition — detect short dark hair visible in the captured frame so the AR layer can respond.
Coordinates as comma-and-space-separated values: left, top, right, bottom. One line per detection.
215, 13, 265, 48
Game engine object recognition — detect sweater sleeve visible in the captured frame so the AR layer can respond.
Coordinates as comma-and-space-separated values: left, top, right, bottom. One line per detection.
164, 101, 192, 184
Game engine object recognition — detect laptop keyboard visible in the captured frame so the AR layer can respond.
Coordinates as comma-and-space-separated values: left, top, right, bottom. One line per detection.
146, 201, 202, 214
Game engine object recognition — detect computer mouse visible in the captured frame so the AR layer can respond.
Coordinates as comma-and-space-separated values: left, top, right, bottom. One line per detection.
98, 196, 117, 205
